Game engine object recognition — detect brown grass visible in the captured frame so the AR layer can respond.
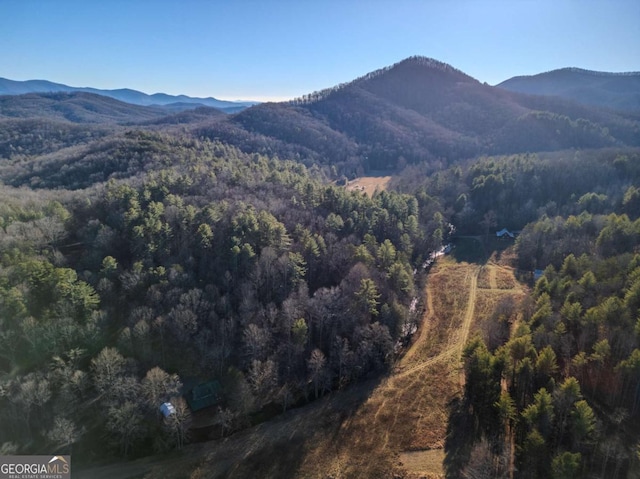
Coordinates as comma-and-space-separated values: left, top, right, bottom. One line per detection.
477, 265, 491, 289
478, 260, 518, 291
399, 449, 445, 478
345, 176, 391, 197
293, 259, 480, 478
495, 267, 516, 289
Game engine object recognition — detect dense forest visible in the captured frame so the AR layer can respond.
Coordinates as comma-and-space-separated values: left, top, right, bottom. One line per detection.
445, 217, 640, 477
384, 147, 640, 477
431, 153, 640, 477
0, 57, 639, 477
0, 134, 446, 460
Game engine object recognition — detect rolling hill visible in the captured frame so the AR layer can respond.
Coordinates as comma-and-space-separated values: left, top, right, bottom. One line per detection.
497, 67, 640, 112
0, 92, 221, 164
0, 92, 176, 124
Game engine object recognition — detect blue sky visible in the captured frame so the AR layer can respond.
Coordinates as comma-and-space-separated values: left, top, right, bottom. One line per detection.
2, 0, 639, 101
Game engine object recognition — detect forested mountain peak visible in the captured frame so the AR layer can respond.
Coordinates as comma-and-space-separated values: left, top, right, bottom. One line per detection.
360, 55, 476, 83
220, 57, 639, 174
291, 56, 476, 106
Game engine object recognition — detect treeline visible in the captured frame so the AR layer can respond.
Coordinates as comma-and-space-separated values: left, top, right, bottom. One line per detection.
0, 137, 443, 460
0, 130, 204, 190
517, 212, 640, 271
445, 213, 640, 478
394, 148, 640, 235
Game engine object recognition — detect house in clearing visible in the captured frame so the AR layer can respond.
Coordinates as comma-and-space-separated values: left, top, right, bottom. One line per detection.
496, 228, 515, 239
185, 380, 223, 412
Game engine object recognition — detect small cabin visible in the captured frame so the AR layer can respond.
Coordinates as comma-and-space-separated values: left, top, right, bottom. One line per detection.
185, 380, 223, 412
496, 228, 515, 239
160, 402, 176, 417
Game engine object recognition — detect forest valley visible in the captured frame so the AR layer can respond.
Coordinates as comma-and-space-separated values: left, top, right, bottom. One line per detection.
0, 58, 639, 478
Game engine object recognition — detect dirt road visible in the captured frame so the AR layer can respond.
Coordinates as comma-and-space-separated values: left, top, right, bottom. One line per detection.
395, 265, 479, 380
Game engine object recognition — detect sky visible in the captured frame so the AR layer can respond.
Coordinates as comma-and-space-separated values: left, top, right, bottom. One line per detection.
1, 0, 639, 102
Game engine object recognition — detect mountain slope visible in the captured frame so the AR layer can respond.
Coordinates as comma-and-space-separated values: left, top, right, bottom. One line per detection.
497, 68, 640, 112
0, 77, 257, 113
197, 57, 640, 173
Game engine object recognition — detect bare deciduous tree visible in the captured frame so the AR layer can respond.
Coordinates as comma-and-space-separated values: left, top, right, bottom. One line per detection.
106, 400, 145, 457
141, 366, 182, 411
47, 416, 80, 453
163, 396, 191, 449
91, 347, 126, 397
308, 348, 329, 399
248, 359, 278, 408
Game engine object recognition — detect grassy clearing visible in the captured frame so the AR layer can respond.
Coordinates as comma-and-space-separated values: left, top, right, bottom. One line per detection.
495, 267, 516, 289
290, 258, 481, 478
477, 265, 492, 289
399, 449, 445, 478
478, 265, 517, 291
345, 176, 391, 197
473, 286, 526, 336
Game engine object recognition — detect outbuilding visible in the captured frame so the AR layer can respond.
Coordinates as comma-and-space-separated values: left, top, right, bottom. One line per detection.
185, 380, 223, 412
496, 228, 515, 239
160, 402, 176, 417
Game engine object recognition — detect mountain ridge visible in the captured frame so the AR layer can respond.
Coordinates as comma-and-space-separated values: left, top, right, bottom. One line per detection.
0, 77, 258, 113
497, 67, 640, 111
2, 57, 640, 176
503, 66, 640, 79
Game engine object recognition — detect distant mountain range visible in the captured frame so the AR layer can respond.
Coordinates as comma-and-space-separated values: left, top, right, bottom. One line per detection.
1, 57, 639, 178
497, 68, 640, 112
0, 77, 257, 113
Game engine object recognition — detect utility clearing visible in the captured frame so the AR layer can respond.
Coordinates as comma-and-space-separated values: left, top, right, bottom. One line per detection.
77, 255, 526, 479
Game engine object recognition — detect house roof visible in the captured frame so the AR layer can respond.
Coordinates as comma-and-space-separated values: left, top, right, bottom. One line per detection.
496, 228, 515, 238
160, 402, 176, 417
185, 380, 223, 412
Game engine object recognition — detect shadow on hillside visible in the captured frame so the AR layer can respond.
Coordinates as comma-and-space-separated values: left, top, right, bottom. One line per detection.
205, 374, 386, 479
75, 373, 386, 479
450, 235, 514, 264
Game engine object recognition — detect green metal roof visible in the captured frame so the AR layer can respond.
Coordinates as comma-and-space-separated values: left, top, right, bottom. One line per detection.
185, 380, 223, 411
